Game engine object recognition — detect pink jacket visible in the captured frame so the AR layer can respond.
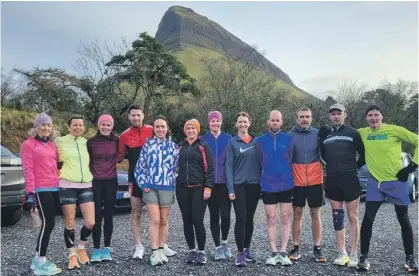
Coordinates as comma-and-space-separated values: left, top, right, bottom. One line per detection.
21, 137, 60, 194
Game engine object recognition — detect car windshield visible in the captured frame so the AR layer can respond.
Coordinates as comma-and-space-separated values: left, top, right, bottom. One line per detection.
1, 145, 16, 158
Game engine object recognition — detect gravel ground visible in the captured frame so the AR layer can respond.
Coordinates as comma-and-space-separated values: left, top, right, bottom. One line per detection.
1, 200, 417, 276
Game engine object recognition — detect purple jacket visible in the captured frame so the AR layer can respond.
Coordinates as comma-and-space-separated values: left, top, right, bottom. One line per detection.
87, 132, 119, 180
201, 132, 232, 184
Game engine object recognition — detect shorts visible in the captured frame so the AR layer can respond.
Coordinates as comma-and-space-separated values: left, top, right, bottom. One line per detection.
143, 188, 175, 207
325, 174, 361, 202
262, 188, 294, 205
129, 182, 143, 198
293, 185, 324, 208
366, 175, 410, 206
59, 187, 94, 205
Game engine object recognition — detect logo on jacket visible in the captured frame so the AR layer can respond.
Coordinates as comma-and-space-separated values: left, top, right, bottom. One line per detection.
240, 146, 255, 153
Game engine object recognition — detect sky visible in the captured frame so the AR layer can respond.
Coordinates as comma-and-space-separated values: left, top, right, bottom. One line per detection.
1, 1, 418, 99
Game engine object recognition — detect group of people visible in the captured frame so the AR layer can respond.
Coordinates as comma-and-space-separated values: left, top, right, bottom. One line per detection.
20, 102, 418, 275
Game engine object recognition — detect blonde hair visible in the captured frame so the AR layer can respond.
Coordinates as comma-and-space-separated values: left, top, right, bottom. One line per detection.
28, 126, 59, 141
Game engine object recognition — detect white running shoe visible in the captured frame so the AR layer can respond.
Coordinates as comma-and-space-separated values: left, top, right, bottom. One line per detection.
133, 244, 145, 259
159, 249, 169, 263
163, 244, 177, 257
348, 252, 358, 268
150, 250, 163, 266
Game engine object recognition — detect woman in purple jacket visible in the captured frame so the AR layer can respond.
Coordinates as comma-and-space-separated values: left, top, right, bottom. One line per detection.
87, 114, 119, 262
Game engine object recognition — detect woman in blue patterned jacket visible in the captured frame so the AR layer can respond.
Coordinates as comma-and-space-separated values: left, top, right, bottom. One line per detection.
134, 115, 179, 266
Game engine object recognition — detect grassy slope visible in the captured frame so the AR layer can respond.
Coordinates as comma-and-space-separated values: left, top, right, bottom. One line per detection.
173, 44, 314, 101
1, 108, 97, 154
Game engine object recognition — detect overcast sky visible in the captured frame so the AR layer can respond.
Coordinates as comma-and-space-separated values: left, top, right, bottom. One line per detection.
1, 1, 418, 99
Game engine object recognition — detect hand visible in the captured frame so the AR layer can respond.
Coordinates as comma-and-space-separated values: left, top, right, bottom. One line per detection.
27, 193, 37, 210
128, 183, 133, 196
144, 188, 150, 193
229, 193, 236, 200
203, 188, 211, 200
396, 162, 418, 182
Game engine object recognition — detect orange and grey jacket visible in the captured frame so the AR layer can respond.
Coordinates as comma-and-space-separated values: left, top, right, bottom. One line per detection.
287, 125, 323, 186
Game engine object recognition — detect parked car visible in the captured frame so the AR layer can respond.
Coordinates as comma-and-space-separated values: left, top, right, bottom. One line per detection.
359, 152, 418, 202
1, 145, 26, 226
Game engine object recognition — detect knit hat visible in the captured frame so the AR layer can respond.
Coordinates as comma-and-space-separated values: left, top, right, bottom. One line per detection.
184, 119, 200, 134
34, 113, 52, 128
97, 114, 114, 128
208, 111, 223, 124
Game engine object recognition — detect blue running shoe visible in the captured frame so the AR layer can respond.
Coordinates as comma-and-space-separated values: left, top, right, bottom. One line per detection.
34, 260, 62, 276
91, 248, 101, 263
101, 248, 112, 262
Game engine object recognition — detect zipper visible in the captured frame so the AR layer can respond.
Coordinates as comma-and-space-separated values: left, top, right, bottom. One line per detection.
304, 133, 308, 186
186, 145, 190, 186
274, 133, 276, 151
75, 137, 84, 183
215, 136, 218, 183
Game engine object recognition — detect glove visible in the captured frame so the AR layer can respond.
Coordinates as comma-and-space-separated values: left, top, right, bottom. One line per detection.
27, 193, 38, 210
396, 162, 418, 182
318, 125, 332, 141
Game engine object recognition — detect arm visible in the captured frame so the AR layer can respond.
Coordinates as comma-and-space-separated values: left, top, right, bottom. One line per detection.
173, 143, 180, 177
355, 131, 366, 169
116, 136, 127, 163
135, 141, 149, 189
204, 143, 214, 189
396, 125, 419, 164
225, 142, 235, 195
287, 138, 294, 166
20, 141, 35, 194
255, 140, 263, 175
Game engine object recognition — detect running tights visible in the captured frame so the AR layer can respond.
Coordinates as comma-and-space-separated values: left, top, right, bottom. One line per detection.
35, 192, 58, 257
208, 184, 231, 247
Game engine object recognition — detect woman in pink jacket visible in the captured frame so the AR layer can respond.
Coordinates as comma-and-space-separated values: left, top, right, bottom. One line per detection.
21, 113, 62, 276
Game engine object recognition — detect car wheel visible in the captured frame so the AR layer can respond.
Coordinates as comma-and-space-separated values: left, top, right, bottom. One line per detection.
1, 206, 23, 226
410, 179, 417, 203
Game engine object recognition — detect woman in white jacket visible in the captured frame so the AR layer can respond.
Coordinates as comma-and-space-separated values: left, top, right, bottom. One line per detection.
134, 115, 179, 266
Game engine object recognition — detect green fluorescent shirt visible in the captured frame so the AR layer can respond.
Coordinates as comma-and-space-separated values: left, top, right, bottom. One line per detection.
358, 124, 418, 183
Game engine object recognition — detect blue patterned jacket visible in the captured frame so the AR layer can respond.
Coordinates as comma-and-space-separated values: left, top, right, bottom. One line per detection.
134, 136, 179, 191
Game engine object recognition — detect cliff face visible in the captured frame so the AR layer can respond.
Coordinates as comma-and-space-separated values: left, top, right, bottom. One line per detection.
155, 6, 295, 87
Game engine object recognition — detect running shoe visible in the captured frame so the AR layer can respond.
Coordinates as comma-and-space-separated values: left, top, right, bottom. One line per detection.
235, 252, 246, 267
313, 246, 327, 263
278, 253, 293, 266
163, 244, 177, 257
214, 246, 225, 260
244, 248, 256, 262
100, 247, 112, 262
68, 254, 80, 270
159, 248, 168, 263
357, 254, 371, 271
348, 252, 358, 268
186, 250, 198, 264
289, 245, 301, 261
265, 252, 281, 266
333, 253, 350, 266
91, 248, 101, 263
405, 255, 418, 273
221, 242, 232, 258
77, 248, 89, 265
133, 244, 145, 259
34, 260, 62, 276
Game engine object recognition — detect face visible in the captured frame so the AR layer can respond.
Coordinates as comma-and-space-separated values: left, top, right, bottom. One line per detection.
267, 111, 283, 132
296, 110, 312, 129
185, 125, 198, 140
154, 119, 168, 139
67, 119, 85, 137
329, 110, 346, 126
128, 109, 144, 127
236, 116, 250, 134
366, 109, 383, 129
99, 121, 112, 136
209, 119, 222, 133
38, 123, 52, 138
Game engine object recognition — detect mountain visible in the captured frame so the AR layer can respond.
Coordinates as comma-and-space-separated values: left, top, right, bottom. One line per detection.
155, 5, 317, 100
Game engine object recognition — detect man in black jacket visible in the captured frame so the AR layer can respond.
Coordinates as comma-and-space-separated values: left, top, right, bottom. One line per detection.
319, 103, 365, 269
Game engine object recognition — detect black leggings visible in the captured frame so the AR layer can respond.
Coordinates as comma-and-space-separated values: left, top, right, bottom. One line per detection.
208, 184, 231, 247
176, 186, 208, 251
36, 191, 59, 257
360, 201, 414, 256
232, 184, 260, 252
92, 178, 117, 249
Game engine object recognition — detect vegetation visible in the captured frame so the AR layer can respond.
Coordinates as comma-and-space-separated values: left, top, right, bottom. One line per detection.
1, 31, 417, 156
